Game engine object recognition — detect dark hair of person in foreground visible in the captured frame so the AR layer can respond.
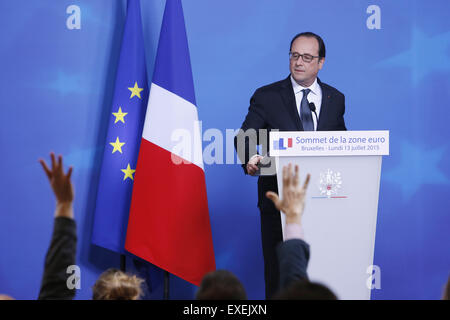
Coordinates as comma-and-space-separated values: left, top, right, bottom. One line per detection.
196, 270, 247, 300
443, 275, 450, 300
274, 279, 337, 300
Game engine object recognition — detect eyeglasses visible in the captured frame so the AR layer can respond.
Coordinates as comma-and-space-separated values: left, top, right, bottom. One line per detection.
289, 52, 320, 63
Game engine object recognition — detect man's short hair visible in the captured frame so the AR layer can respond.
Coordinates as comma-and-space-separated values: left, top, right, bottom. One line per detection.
196, 270, 247, 300
274, 279, 337, 300
290, 32, 326, 59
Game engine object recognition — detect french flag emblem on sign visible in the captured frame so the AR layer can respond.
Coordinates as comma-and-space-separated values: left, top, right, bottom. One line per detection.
273, 137, 293, 150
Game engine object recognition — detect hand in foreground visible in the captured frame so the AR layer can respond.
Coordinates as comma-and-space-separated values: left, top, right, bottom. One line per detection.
39, 152, 74, 218
246, 155, 263, 176
266, 164, 310, 225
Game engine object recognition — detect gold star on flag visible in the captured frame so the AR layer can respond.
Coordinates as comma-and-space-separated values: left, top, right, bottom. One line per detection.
112, 107, 127, 124
128, 82, 143, 99
110, 137, 125, 154
121, 163, 136, 181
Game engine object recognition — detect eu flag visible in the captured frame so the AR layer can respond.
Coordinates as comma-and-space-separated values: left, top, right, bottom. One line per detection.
91, 0, 148, 253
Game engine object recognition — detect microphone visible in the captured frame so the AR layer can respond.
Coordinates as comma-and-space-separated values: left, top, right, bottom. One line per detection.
309, 102, 318, 130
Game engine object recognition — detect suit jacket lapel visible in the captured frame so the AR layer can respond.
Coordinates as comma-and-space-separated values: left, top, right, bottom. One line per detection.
317, 78, 330, 131
280, 76, 303, 131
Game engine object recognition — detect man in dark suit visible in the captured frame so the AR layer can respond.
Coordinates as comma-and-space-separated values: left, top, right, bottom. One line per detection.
235, 32, 346, 298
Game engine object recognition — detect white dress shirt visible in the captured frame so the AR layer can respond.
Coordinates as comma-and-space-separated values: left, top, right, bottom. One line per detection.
249, 77, 323, 164
290, 76, 322, 131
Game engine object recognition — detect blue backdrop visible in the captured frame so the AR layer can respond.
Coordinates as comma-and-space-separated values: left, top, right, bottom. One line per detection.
0, 0, 449, 300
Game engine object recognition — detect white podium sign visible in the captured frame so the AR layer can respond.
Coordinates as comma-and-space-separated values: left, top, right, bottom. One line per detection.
270, 130, 389, 157
270, 130, 389, 300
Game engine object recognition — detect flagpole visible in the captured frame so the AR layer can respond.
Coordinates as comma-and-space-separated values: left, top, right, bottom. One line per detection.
163, 271, 170, 300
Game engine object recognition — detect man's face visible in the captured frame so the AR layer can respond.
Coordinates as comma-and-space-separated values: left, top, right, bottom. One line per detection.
289, 36, 325, 87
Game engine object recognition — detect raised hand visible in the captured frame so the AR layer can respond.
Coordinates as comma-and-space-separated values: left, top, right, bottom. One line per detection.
266, 164, 310, 225
39, 152, 74, 218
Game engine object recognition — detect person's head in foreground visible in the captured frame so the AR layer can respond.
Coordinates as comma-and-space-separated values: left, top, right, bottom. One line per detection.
442, 275, 450, 300
92, 268, 144, 300
196, 270, 247, 300
274, 279, 337, 300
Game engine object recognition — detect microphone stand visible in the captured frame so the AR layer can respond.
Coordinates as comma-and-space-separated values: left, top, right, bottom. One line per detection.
309, 102, 318, 130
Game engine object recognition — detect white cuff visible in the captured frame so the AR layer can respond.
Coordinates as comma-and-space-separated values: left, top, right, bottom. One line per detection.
284, 223, 304, 241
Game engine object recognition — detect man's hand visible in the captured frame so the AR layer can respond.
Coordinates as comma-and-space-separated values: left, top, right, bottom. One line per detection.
39, 152, 74, 218
246, 155, 264, 176
265, 164, 310, 225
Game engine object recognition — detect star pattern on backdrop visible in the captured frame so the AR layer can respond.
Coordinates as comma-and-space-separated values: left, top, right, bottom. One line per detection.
375, 28, 450, 85
383, 141, 449, 201
46, 70, 86, 95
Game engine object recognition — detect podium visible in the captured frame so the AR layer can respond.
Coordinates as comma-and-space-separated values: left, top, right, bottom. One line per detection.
268, 130, 389, 300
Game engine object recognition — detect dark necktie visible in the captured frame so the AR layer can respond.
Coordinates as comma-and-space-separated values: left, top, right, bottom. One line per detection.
300, 89, 313, 131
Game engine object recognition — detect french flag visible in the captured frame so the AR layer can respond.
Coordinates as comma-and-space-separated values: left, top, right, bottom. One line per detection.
125, 0, 215, 285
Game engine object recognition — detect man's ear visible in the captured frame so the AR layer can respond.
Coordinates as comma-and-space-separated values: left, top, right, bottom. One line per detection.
318, 57, 325, 70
